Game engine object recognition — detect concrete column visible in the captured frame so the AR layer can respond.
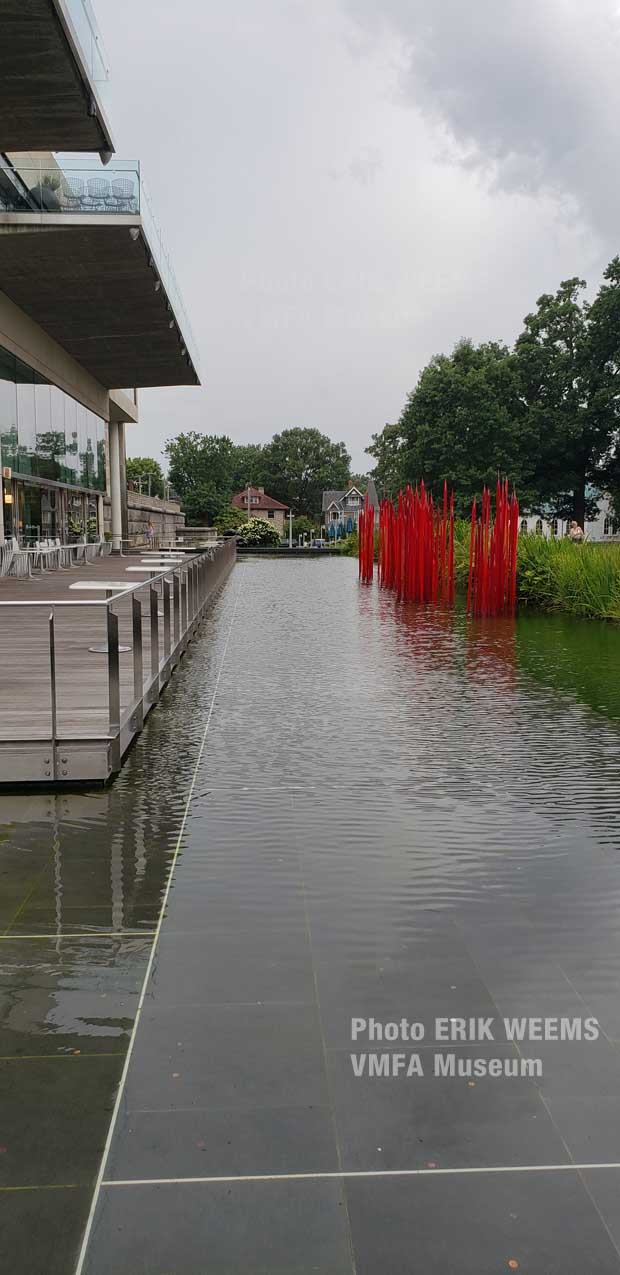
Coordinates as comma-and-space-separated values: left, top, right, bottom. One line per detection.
109, 419, 122, 552
119, 422, 129, 544
97, 493, 104, 541
0, 436, 4, 545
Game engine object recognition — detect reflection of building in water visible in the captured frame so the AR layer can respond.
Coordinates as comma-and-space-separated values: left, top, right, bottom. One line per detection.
0, 778, 174, 1046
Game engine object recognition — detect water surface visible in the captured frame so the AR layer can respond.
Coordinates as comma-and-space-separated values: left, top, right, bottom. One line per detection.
3, 558, 620, 1273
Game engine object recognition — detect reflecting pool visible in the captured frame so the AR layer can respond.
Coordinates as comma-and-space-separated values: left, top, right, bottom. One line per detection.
3, 558, 620, 1273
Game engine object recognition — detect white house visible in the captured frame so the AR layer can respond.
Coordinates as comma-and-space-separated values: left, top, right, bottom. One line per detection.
520, 493, 619, 541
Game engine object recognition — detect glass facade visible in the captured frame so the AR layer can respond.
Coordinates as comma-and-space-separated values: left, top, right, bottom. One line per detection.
0, 344, 105, 491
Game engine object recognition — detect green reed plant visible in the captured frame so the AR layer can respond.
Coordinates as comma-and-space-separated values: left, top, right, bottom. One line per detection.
452, 521, 620, 620
517, 535, 620, 619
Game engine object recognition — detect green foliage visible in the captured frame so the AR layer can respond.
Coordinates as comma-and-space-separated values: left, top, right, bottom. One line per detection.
182, 484, 230, 526
367, 258, 620, 524
372, 340, 534, 517
260, 427, 350, 516
365, 422, 405, 498
514, 276, 609, 524
164, 428, 351, 526
336, 530, 359, 556
516, 536, 620, 619
165, 433, 235, 500
292, 515, 315, 540
450, 518, 620, 620
126, 456, 165, 498
213, 505, 246, 535
229, 444, 268, 491
235, 516, 281, 546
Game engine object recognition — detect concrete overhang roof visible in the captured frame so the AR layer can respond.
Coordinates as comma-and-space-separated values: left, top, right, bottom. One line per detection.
0, 0, 114, 157
0, 215, 200, 388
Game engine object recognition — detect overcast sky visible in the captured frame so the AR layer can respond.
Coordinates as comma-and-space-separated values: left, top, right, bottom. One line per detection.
101, 0, 620, 473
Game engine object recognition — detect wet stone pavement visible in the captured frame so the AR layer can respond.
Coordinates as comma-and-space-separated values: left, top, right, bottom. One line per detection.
4, 557, 620, 1272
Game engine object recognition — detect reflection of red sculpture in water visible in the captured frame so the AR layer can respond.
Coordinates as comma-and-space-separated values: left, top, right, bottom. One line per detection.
467, 480, 519, 618
376, 480, 455, 603
358, 490, 375, 584
465, 615, 517, 696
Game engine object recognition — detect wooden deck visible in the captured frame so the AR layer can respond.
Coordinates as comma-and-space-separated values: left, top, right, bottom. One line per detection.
0, 544, 235, 784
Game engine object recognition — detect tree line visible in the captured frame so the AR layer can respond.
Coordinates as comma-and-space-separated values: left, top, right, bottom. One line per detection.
367, 258, 620, 524
162, 427, 355, 526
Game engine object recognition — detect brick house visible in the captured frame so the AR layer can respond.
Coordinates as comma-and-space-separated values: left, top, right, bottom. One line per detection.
232, 486, 288, 536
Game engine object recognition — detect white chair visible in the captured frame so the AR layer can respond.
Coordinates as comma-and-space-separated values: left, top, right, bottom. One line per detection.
7, 537, 31, 577
0, 542, 14, 576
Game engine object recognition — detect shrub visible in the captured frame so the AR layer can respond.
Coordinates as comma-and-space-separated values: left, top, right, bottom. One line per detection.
214, 505, 246, 535
235, 517, 281, 546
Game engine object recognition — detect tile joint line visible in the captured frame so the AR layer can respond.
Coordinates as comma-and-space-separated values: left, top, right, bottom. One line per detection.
100, 1163, 620, 1186
73, 570, 245, 1275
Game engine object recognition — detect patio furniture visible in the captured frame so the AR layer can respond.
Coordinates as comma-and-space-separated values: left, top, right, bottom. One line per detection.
60, 176, 85, 212
72, 542, 88, 566
0, 542, 14, 577
33, 538, 62, 570
7, 538, 32, 577
86, 177, 113, 211
111, 178, 137, 213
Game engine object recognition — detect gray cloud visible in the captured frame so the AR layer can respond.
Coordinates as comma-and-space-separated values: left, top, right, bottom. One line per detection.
348, 0, 620, 233
97, 0, 618, 474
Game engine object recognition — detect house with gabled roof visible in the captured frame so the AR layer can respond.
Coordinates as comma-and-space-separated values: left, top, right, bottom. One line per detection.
321, 478, 379, 534
231, 486, 289, 535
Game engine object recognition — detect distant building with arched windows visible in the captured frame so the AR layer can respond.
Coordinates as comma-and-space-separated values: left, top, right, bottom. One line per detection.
519, 492, 619, 541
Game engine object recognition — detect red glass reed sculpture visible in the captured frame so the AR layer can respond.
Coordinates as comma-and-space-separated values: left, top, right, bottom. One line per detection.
467, 479, 519, 617
358, 490, 375, 583
376, 480, 455, 603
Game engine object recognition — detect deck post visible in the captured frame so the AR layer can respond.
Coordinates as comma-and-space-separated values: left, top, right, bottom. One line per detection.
132, 594, 144, 731
163, 578, 171, 662
173, 572, 180, 650
150, 585, 160, 701
48, 609, 58, 782
107, 607, 121, 774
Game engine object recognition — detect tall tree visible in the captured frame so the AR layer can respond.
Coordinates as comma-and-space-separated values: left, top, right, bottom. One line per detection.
366, 422, 406, 498
514, 278, 601, 524
229, 443, 268, 492
165, 433, 235, 499
261, 427, 350, 516
126, 456, 165, 498
583, 257, 620, 519
389, 340, 534, 516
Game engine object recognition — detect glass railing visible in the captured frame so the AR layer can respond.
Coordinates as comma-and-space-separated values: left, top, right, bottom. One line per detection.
0, 160, 140, 214
0, 159, 200, 376
139, 176, 200, 376
56, 0, 110, 87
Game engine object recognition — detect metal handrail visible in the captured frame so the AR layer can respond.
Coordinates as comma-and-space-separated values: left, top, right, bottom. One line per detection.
0, 540, 236, 783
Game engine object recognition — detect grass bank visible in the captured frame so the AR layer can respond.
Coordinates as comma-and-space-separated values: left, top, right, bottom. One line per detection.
452, 522, 620, 620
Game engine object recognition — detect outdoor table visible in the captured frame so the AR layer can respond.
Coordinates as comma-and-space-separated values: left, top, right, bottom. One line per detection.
69, 581, 133, 652
18, 546, 58, 573
124, 566, 178, 573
